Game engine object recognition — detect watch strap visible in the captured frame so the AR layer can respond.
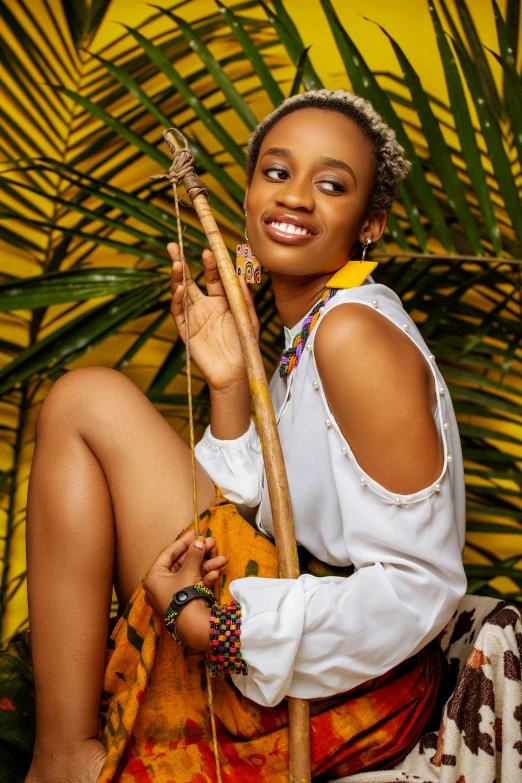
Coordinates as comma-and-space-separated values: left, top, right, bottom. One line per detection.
164, 584, 215, 647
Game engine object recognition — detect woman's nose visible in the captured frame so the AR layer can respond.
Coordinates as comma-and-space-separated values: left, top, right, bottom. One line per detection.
275, 177, 315, 212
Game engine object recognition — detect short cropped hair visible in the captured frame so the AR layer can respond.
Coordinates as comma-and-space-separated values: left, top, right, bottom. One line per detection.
246, 89, 412, 216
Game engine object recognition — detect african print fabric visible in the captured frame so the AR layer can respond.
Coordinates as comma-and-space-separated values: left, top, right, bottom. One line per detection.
0, 490, 443, 783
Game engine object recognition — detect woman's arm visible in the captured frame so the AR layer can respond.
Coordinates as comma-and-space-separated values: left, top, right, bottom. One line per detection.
314, 302, 443, 495
227, 302, 466, 707
167, 242, 264, 503
168, 242, 258, 440
209, 379, 252, 440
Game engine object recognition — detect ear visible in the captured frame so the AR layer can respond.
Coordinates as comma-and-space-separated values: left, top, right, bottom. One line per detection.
359, 209, 388, 245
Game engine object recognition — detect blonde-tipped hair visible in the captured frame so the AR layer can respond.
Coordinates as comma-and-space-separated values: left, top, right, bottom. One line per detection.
246, 89, 412, 215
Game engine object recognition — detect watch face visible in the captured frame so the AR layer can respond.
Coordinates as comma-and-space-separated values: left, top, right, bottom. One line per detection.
176, 590, 188, 603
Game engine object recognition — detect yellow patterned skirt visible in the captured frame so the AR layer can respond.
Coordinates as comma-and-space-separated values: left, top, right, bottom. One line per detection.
96, 489, 444, 783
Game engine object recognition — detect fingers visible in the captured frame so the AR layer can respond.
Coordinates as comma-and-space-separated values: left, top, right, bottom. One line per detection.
186, 534, 207, 564
203, 536, 216, 552
239, 273, 261, 340
202, 248, 226, 297
201, 544, 226, 588
169, 240, 186, 333
150, 529, 196, 572
170, 534, 217, 571
170, 278, 186, 330
168, 243, 182, 302
202, 554, 227, 576
168, 242, 203, 306
202, 570, 221, 588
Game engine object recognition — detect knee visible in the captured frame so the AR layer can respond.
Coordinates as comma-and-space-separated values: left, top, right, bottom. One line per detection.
36, 367, 138, 439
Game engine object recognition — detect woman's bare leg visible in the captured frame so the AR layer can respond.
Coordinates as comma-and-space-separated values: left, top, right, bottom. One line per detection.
25, 367, 216, 782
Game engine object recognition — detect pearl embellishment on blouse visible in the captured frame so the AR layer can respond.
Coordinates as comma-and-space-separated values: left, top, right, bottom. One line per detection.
194, 286, 466, 704
428, 354, 435, 361
312, 381, 319, 389
306, 344, 313, 351
402, 323, 409, 331
443, 422, 449, 430
372, 299, 379, 307
439, 387, 445, 395
435, 484, 442, 492
447, 455, 453, 463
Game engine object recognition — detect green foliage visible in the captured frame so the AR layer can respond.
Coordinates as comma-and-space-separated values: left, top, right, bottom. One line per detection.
1, 0, 522, 643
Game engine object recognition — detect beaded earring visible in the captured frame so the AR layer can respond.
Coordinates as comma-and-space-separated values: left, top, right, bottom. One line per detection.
236, 210, 261, 284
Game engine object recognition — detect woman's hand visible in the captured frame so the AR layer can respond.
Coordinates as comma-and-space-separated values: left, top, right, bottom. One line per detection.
142, 529, 227, 650
168, 243, 260, 392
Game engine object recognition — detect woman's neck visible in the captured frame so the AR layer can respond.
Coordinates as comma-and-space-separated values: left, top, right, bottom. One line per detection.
270, 271, 332, 329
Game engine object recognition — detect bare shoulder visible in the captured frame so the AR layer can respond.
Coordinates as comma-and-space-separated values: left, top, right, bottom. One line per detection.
314, 302, 443, 495
315, 301, 424, 367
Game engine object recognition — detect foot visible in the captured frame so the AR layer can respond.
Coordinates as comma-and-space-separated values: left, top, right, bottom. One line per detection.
25, 738, 108, 783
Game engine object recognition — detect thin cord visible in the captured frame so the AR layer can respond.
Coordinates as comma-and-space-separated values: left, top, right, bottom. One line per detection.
165, 146, 223, 783
171, 185, 199, 537
207, 665, 222, 780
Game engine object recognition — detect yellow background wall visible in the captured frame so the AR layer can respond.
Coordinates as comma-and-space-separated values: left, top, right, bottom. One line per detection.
1, 0, 516, 642
97, 0, 506, 98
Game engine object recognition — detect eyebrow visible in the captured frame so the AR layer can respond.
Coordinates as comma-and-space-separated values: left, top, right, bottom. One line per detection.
261, 147, 358, 187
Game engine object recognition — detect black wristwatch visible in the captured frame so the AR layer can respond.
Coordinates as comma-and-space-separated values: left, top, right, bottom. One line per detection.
164, 584, 215, 647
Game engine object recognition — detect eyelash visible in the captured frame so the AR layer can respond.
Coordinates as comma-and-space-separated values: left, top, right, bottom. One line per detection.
262, 166, 347, 194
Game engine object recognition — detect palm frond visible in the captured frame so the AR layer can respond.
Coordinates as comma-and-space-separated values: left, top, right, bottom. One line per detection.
1, 0, 522, 644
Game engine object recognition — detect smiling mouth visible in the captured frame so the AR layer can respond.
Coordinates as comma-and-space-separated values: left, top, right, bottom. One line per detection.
268, 221, 312, 236
263, 218, 316, 244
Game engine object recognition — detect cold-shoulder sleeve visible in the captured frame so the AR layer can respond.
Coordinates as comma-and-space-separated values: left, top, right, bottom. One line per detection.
227, 296, 467, 708
229, 482, 466, 707
195, 419, 264, 507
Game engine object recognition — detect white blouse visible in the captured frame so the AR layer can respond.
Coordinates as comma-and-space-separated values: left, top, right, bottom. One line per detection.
195, 278, 467, 708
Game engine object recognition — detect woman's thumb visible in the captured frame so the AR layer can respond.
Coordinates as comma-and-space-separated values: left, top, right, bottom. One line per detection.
187, 535, 206, 566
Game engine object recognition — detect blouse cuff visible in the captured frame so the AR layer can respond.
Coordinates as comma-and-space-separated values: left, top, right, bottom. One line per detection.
201, 418, 259, 449
195, 419, 263, 507
229, 576, 304, 707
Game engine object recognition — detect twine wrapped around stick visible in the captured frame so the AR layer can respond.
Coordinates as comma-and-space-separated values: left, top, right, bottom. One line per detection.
154, 128, 311, 783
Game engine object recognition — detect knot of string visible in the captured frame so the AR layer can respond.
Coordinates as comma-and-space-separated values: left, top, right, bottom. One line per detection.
167, 147, 193, 186
162, 130, 209, 201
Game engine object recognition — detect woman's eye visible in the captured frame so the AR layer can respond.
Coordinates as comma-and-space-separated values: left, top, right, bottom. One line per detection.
319, 180, 346, 194
263, 167, 289, 181
262, 167, 346, 194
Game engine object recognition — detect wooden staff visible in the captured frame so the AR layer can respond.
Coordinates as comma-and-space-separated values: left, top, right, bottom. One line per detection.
159, 128, 311, 782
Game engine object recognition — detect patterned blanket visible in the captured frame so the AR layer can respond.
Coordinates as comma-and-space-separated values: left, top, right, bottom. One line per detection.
332, 595, 522, 783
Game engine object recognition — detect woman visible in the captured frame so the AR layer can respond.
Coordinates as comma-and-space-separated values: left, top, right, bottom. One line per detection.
23, 90, 466, 783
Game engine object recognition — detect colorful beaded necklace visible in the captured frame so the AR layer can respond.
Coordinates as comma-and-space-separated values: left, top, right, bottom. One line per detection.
279, 287, 338, 378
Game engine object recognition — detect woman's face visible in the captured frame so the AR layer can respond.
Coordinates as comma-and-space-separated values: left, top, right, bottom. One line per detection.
244, 107, 384, 278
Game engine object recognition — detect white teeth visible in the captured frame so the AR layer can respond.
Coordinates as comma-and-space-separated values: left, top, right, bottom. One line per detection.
270, 221, 310, 235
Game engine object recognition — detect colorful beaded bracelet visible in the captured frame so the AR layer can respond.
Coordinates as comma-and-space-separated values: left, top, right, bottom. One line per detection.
209, 599, 248, 677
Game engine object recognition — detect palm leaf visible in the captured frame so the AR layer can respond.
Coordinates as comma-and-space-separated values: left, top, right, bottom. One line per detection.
2, 0, 522, 643
368, 16, 483, 255
426, 2, 504, 256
